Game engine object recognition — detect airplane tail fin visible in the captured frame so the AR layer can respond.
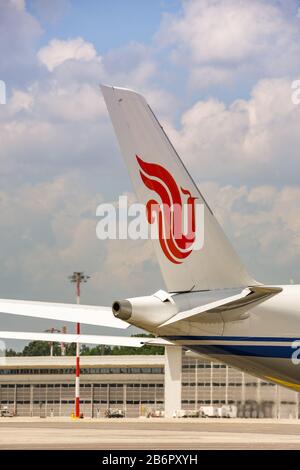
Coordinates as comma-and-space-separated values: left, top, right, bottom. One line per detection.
101, 85, 257, 292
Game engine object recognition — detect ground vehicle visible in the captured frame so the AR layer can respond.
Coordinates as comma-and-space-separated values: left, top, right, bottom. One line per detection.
0, 406, 13, 417
199, 406, 221, 418
220, 405, 237, 418
173, 410, 199, 418
105, 408, 125, 418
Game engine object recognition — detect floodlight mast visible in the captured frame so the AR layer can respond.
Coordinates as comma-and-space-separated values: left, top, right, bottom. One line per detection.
69, 271, 90, 418
43, 327, 62, 356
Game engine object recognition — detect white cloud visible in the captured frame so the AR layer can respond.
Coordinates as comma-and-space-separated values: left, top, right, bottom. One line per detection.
38, 37, 100, 71
105, 43, 156, 86
9, 89, 33, 113
0, 172, 162, 306
158, 0, 300, 89
165, 78, 300, 184
0, 34, 176, 192
200, 181, 300, 284
0, 0, 41, 77
32, 82, 106, 121
10, 0, 25, 11
189, 65, 234, 88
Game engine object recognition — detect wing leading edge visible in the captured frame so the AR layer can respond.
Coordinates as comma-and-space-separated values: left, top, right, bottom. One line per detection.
0, 299, 128, 329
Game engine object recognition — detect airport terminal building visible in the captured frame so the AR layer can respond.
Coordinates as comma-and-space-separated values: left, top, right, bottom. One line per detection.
0, 352, 298, 419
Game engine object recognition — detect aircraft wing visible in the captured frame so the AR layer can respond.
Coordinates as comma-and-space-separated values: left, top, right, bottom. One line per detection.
0, 299, 128, 329
0, 331, 174, 347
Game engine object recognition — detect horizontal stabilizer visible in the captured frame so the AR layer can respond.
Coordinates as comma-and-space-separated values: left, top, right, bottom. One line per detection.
0, 331, 175, 347
159, 286, 282, 328
0, 299, 128, 329
0, 331, 140, 347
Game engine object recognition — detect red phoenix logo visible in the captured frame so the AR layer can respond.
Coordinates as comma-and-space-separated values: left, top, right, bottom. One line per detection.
136, 155, 198, 264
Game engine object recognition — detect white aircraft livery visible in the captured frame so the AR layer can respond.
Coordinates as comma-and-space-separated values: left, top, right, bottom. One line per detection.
0, 85, 300, 393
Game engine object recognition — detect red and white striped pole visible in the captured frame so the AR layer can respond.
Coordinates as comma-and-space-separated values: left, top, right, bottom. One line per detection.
69, 272, 90, 419
75, 276, 81, 419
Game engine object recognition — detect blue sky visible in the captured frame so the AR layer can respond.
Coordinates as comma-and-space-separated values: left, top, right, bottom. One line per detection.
28, 0, 182, 52
1, 0, 300, 348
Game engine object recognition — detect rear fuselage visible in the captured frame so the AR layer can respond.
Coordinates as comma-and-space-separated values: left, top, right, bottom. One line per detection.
114, 285, 300, 391
162, 285, 300, 391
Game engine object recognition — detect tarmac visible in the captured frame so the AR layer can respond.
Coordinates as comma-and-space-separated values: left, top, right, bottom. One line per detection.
0, 417, 300, 449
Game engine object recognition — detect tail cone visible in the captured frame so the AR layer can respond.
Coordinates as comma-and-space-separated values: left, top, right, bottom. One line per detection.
112, 300, 132, 321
